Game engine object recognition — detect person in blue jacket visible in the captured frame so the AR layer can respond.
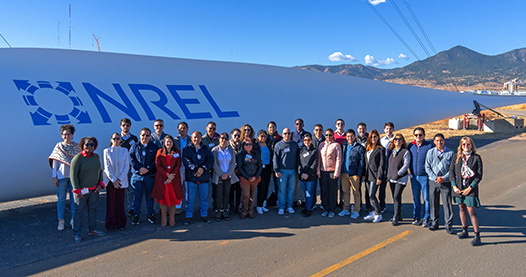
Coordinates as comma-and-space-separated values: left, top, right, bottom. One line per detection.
129, 128, 159, 226
408, 127, 434, 227
182, 131, 214, 225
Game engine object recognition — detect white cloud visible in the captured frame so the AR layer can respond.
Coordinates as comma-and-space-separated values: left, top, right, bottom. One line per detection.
369, 0, 386, 5
398, 53, 409, 60
327, 52, 357, 62
364, 55, 398, 66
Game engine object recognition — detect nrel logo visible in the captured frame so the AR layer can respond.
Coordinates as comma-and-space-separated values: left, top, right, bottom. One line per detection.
14, 80, 240, 126
15, 80, 92, 126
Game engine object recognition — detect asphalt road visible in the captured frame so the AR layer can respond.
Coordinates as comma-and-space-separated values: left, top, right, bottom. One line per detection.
1, 136, 525, 276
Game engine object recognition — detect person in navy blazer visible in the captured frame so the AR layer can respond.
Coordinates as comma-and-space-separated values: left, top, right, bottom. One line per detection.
129, 128, 159, 226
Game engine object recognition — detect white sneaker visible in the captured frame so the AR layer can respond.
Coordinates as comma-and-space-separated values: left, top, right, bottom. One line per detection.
338, 210, 350, 217
261, 207, 269, 212
257, 207, 263, 215
363, 212, 375, 221
57, 220, 65, 231
373, 214, 383, 223
286, 207, 295, 214
350, 211, 360, 219
278, 209, 284, 215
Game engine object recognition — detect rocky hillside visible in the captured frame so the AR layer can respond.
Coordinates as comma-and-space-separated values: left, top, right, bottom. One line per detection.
296, 46, 526, 91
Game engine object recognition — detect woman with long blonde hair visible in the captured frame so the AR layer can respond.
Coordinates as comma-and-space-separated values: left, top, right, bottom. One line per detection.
363, 130, 386, 223
449, 137, 483, 246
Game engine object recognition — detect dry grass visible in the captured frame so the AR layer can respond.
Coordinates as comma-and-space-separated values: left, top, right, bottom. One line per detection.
390, 103, 526, 141
497, 103, 526, 111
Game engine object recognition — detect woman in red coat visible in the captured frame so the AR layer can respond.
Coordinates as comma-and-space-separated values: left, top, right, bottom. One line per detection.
152, 135, 183, 227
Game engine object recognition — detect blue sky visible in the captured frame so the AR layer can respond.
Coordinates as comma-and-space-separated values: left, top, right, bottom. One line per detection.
1, 0, 525, 68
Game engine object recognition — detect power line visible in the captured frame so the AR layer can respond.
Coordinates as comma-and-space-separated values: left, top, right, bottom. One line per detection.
0, 33, 12, 48
365, 0, 420, 60
390, 0, 431, 57
403, 0, 437, 54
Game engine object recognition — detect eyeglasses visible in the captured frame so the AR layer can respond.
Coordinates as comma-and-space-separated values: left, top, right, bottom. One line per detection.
414, 134, 423, 137
84, 143, 95, 147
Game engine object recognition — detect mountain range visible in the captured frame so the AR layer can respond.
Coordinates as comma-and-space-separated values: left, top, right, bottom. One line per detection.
295, 46, 526, 91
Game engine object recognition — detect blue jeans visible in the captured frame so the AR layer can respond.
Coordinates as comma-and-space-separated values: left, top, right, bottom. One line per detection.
410, 174, 430, 220
277, 169, 296, 210
57, 178, 75, 221
132, 174, 155, 216
186, 181, 209, 218
300, 180, 316, 211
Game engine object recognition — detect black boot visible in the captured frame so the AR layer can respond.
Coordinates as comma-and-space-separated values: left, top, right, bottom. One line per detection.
457, 226, 469, 239
223, 210, 230, 221
471, 232, 481, 246
215, 210, 222, 222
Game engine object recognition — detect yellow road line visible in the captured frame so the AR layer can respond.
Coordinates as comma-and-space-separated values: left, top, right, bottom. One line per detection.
311, 230, 412, 277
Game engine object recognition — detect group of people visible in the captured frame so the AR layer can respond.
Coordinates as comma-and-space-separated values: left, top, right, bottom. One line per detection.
48, 118, 483, 246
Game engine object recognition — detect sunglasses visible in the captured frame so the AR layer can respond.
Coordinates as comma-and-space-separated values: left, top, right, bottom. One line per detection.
393, 138, 402, 141
154, 125, 163, 127
414, 134, 423, 137
112, 137, 122, 140
209, 127, 216, 130
462, 143, 471, 146
84, 143, 95, 147
336, 122, 344, 125
245, 143, 253, 146
141, 134, 151, 137
283, 132, 291, 135
325, 134, 333, 137
220, 137, 228, 140
233, 134, 240, 137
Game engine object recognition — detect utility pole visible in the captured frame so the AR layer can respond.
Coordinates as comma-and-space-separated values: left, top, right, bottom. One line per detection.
69, 4, 71, 49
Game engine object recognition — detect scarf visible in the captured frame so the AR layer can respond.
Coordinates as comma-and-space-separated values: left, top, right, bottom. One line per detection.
461, 153, 475, 180
48, 142, 81, 168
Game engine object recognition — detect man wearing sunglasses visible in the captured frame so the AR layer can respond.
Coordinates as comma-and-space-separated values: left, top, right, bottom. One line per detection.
202, 121, 220, 148
273, 128, 299, 215
129, 128, 159, 226
119, 118, 138, 217
408, 127, 434, 228
151, 119, 169, 148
